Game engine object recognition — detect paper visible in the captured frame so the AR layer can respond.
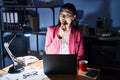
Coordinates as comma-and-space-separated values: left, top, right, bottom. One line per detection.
0, 66, 48, 80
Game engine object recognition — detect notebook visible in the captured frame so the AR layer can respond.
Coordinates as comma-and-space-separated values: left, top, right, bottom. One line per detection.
42, 54, 77, 74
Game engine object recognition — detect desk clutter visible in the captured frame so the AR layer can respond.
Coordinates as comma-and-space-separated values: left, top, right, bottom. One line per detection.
0, 61, 48, 80
0, 60, 100, 80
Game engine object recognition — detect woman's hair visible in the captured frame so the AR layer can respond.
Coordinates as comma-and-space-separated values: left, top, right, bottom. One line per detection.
57, 3, 78, 29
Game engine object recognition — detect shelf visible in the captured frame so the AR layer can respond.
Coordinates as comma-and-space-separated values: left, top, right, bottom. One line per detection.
2, 31, 47, 36
0, 1, 62, 8
3, 30, 22, 32
0, 4, 60, 8
32, 31, 46, 35
84, 35, 120, 41
0, 1, 59, 68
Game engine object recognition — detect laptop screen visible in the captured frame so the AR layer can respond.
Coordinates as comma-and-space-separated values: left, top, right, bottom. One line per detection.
42, 54, 77, 74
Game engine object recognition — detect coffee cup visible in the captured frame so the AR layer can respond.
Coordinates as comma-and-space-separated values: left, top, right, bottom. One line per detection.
79, 60, 88, 71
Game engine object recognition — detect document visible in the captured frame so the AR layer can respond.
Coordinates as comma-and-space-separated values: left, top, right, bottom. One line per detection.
0, 66, 48, 80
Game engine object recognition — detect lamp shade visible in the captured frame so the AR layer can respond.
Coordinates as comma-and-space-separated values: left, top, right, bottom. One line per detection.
22, 26, 32, 37
21, 21, 32, 37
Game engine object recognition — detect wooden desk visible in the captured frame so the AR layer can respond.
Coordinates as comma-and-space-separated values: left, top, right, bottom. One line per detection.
0, 60, 100, 80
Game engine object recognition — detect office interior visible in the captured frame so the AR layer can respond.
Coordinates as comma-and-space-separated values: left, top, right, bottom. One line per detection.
0, 0, 120, 80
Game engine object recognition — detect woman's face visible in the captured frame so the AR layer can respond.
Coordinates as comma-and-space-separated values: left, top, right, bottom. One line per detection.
59, 9, 76, 26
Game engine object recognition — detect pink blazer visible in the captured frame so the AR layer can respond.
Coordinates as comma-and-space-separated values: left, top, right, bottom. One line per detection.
45, 25, 84, 61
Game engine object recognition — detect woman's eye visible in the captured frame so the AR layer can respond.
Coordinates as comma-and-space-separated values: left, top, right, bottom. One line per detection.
60, 14, 72, 18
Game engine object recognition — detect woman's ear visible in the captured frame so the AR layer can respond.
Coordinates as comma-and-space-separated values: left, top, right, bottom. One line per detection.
72, 15, 76, 21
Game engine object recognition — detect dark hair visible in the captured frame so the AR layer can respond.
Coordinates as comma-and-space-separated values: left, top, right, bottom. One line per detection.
57, 3, 78, 29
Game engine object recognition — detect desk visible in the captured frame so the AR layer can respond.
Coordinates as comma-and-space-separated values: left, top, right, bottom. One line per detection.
0, 60, 100, 80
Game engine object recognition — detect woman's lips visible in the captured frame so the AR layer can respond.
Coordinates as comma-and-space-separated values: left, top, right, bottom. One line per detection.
63, 21, 67, 25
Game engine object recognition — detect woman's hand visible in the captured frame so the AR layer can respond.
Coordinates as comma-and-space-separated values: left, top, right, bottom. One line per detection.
58, 26, 65, 38
58, 21, 69, 39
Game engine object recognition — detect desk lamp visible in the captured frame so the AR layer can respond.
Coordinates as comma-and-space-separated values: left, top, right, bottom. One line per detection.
4, 22, 32, 73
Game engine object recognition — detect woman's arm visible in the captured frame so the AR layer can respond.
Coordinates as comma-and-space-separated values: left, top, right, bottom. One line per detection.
45, 26, 61, 54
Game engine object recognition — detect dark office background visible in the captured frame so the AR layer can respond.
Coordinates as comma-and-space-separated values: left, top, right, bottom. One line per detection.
0, 0, 120, 68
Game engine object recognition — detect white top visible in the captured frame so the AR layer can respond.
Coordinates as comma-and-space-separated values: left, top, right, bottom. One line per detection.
59, 31, 70, 54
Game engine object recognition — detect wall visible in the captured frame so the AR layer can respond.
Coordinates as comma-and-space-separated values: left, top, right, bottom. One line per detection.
29, 0, 120, 52
110, 0, 120, 32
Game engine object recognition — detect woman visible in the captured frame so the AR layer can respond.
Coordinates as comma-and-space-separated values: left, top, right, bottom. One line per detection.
45, 3, 84, 62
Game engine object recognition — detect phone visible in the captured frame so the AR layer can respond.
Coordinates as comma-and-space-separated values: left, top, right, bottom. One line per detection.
86, 70, 99, 77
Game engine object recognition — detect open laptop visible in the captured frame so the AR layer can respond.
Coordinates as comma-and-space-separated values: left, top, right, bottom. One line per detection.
42, 54, 77, 74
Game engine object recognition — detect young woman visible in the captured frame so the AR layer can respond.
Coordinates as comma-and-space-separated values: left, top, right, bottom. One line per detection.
45, 3, 84, 62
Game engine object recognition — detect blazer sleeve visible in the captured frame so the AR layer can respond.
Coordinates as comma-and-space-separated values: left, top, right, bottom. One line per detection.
76, 30, 85, 61
45, 26, 61, 54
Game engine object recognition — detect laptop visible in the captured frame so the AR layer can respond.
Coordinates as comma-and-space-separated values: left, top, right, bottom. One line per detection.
42, 54, 77, 74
